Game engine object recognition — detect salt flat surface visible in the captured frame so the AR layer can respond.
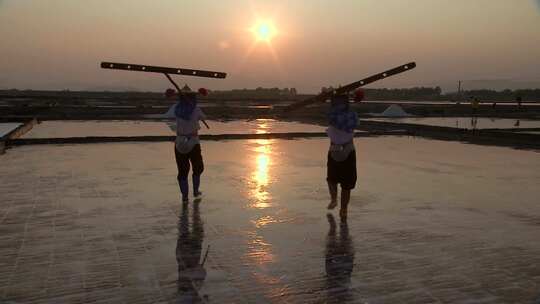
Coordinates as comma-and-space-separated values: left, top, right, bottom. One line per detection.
1, 136, 539, 303
0, 122, 22, 138
21, 119, 325, 138
364, 117, 540, 129
22, 120, 174, 138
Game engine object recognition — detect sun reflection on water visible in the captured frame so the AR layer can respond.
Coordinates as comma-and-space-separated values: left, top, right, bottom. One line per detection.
255, 154, 269, 185
245, 236, 275, 265
244, 121, 278, 268
249, 120, 276, 209
254, 119, 272, 134
251, 138, 273, 208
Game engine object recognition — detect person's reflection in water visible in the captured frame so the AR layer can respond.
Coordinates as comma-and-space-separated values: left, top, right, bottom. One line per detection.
325, 214, 355, 303
176, 200, 207, 303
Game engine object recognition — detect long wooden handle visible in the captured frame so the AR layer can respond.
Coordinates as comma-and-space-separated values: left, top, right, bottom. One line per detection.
201, 245, 210, 266
284, 62, 416, 112
101, 62, 227, 79
164, 73, 181, 92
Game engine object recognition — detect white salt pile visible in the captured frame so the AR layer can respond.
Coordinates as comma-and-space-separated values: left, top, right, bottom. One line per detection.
372, 104, 413, 117
0, 123, 22, 138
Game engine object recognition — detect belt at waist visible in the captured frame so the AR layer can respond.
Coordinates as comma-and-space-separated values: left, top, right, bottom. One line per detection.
329, 141, 354, 151
330, 141, 353, 147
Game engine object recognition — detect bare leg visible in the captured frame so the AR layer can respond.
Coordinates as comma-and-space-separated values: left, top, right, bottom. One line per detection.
327, 181, 338, 210
340, 189, 351, 220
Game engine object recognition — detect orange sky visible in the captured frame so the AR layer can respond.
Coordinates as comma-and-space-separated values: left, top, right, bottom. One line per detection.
1, 0, 539, 92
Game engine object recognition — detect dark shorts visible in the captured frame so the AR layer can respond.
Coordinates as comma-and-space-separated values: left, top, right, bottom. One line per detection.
175, 144, 204, 181
327, 150, 357, 190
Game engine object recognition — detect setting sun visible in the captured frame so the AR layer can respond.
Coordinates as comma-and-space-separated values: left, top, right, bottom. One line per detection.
251, 20, 277, 43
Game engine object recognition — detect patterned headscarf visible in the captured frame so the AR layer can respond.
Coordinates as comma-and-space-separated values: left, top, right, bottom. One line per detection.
328, 94, 358, 133
175, 93, 197, 120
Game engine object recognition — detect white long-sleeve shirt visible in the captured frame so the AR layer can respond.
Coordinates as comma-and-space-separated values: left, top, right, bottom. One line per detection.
165, 103, 206, 136
326, 125, 354, 145
165, 103, 207, 153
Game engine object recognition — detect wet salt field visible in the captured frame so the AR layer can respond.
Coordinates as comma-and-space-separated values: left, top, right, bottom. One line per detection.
364, 117, 540, 129
187, 119, 326, 134
21, 120, 173, 138
0, 122, 22, 138
20, 118, 540, 141
21, 119, 326, 138
1, 132, 540, 303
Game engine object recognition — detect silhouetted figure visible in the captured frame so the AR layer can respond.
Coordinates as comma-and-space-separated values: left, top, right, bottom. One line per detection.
514, 120, 521, 127
176, 200, 207, 303
516, 96, 522, 108
469, 96, 479, 131
471, 96, 480, 116
470, 116, 478, 130
166, 87, 209, 202
325, 214, 355, 303
326, 94, 358, 220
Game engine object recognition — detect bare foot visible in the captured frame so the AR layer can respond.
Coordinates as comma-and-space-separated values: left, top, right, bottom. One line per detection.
327, 200, 338, 210
339, 208, 348, 220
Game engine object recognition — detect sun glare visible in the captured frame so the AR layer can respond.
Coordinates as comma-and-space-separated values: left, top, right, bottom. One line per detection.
251, 20, 277, 43
239, 15, 284, 72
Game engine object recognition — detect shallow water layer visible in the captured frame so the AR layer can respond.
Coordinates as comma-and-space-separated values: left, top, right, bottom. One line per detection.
1, 136, 539, 303
21, 119, 326, 138
364, 117, 540, 129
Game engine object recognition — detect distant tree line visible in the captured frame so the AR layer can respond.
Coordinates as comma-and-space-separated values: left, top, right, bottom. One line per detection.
367, 87, 540, 102
332, 87, 540, 102
0, 87, 299, 102
207, 87, 297, 100
321, 86, 540, 102
444, 89, 540, 102
1, 87, 539, 102
362, 87, 443, 101
0, 89, 162, 100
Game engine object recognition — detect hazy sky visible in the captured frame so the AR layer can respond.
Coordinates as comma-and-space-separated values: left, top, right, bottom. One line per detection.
1, 0, 539, 93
